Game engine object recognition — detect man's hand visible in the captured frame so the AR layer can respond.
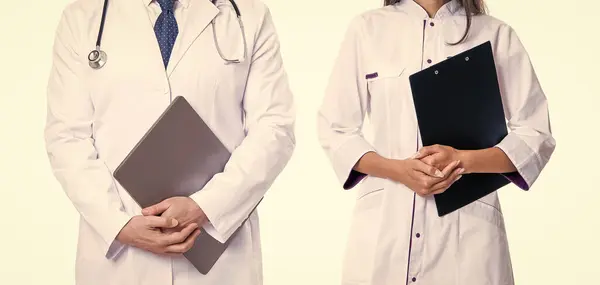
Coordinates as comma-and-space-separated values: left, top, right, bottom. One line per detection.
142, 197, 208, 234
116, 215, 201, 255
413, 144, 464, 171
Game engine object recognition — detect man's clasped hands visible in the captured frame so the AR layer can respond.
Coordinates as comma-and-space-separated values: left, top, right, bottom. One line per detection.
116, 196, 208, 256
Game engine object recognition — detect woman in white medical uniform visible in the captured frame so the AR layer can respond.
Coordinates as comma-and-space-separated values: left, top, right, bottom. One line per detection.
317, 0, 555, 284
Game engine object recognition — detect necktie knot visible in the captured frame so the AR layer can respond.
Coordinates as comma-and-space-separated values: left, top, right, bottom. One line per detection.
157, 0, 175, 12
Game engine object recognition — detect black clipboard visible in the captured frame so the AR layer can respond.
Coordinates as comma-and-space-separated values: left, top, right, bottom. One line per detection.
408, 41, 511, 216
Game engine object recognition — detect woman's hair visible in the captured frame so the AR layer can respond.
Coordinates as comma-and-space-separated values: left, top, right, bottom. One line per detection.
384, 0, 486, 45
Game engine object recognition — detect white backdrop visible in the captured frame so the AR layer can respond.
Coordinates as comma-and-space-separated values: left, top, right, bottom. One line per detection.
0, 0, 598, 284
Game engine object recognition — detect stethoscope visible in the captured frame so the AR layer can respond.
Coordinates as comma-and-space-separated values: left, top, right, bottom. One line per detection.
88, 0, 247, 69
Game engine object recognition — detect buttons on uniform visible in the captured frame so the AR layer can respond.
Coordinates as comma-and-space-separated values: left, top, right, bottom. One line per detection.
412, 277, 417, 282
416, 233, 421, 238
429, 22, 435, 27
426, 59, 432, 64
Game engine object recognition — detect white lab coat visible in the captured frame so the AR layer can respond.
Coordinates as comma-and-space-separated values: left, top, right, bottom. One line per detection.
317, 1, 555, 285
44, 0, 295, 284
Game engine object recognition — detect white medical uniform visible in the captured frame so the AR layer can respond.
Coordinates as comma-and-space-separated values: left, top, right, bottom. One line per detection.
44, 0, 295, 284
317, 1, 555, 285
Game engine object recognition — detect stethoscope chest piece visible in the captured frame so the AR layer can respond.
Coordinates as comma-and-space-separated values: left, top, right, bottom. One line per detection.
88, 0, 243, 70
88, 49, 107, 69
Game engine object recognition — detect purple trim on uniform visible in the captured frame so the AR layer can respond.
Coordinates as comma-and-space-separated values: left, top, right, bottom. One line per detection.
365, 72, 379, 79
503, 171, 530, 190
343, 170, 367, 190
405, 193, 417, 285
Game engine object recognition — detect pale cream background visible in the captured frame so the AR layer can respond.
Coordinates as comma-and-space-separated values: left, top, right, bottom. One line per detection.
0, 0, 598, 284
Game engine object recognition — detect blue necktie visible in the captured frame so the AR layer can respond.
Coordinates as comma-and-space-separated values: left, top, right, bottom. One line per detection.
154, 0, 178, 68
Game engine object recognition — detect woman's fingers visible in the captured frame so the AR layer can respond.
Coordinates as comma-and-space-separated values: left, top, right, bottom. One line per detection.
412, 145, 442, 159
412, 160, 460, 192
430, 167, 465, 194
441, 160, 461, 176
412, 159, 444, 178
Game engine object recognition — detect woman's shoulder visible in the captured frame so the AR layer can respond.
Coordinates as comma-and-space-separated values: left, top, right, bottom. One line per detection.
356, 5, 412, 24
343, 5, 413, 37
470, 15, 530, 57
472, 14, 516, 36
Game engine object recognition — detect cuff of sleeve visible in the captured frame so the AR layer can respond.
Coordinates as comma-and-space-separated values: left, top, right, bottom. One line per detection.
495, 133, 539, 191
190, 188, 236, 243
331, 136, 376, 190
101, 212, 133, 259
201, 222, 227, 244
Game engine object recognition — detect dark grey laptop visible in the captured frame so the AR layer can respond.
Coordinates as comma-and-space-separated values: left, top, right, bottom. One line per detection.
113, 96, 255, 274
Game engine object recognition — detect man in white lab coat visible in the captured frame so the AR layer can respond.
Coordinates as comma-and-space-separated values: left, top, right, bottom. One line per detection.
44, 0, 295, 284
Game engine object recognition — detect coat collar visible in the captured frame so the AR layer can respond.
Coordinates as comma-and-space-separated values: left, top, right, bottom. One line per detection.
131, 0, 219, 76
143, 0, 191, 9
396, 0, 463, 19
166, 0, 218, 75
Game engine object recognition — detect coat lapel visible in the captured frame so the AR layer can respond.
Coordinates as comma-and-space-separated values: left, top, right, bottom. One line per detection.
167, 0, 219, 76
115, 0, 168, 81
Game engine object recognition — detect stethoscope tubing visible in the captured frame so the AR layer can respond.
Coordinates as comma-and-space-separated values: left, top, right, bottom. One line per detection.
89, 0, 243, 69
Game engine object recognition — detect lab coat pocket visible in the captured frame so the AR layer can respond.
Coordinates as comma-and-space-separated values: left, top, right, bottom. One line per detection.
356, 177, 386, 200
459, 192, 505, 230
365, 68, 407, 99
364, 68, 410, 150
342, 180, 385, 284
457, 195, 512, 284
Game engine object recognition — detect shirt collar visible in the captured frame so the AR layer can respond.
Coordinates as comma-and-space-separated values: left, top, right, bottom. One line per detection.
144, 0, 191, 9
396, 0, 463, 19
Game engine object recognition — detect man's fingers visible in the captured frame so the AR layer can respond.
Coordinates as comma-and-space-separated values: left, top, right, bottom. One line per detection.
145, 215, 178, 229
162, 223, 199, 245
161, 226, 184, 234
165, 228, 202, 254
142, 200, 170, 216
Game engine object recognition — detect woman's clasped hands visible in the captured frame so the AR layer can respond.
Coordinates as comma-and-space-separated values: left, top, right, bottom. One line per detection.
386, 144, 466, 196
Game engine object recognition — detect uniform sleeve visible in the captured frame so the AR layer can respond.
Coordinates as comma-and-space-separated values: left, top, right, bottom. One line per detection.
316, 16, 376, 190
44, 11, 133, 258
494, 25, 556, 190
190, 5, 296, 243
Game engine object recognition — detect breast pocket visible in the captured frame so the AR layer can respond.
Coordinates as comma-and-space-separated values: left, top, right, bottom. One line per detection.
364, 67, 417, 157
365, 68, 407, 99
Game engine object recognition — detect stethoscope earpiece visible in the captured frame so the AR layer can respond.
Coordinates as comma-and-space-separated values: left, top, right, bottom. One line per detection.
88, 49, 107, 69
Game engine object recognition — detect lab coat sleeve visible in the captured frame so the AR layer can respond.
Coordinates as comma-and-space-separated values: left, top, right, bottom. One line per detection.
316, 16, 375, 190
494, 25, 556, 190
190, 5, 295, 243
44, 12, 133, 258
